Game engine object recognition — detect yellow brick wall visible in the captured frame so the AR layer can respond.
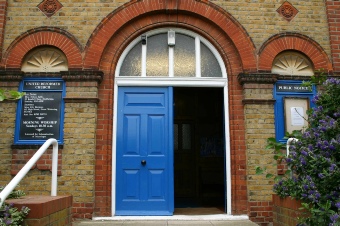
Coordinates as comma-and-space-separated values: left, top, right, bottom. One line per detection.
16, 102, 97, 204
3, 0, 331, 59
4, 0, 128, 52
212, 0, 331, 56
0, 101, 17, 182
244, 99, 276, 201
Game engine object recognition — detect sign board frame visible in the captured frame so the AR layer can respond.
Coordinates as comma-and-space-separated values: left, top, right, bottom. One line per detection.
274, 80, 316, 143
14, 78, 65, 145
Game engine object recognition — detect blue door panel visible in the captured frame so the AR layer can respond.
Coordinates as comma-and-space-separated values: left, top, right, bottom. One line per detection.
148, 115, 165, 154
125, 93, 166, 107
149, 170, 165, 198
116, 87, 174, 216
123, 115, 140, 155
123, 169, 140, 199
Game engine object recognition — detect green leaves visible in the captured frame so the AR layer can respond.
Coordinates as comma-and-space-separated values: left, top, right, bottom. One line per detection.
0, 186, 30, 225
0, 89, 25, 102
255, 166, 265, 175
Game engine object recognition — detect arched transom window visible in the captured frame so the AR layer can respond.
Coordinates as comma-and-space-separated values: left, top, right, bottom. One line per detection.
116, 29, 225, 79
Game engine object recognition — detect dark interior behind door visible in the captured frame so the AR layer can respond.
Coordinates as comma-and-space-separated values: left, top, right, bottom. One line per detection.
174, 87, 224, 208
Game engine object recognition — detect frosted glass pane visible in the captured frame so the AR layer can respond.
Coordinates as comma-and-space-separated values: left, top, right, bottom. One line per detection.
146, 34, 168, 77
201, 43, 222, 77
120, 42, 142, 76
174, 34, 195, 77
182, 124, 191, 149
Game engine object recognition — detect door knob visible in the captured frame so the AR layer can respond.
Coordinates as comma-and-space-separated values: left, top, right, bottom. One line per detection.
141, 160, 146, 166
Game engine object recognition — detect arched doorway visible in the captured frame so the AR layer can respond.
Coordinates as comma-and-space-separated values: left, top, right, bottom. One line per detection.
112, 28, 231, 216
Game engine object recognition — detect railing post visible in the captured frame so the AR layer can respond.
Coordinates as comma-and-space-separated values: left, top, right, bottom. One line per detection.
0, 138, 58, 207
286, 138, 298, 177
51, 139, 58, 196
286, 138, 298, 157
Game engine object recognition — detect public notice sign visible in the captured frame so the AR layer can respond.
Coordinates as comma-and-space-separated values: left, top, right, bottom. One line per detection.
276, 84, 311, 93
15, 80, 64, 144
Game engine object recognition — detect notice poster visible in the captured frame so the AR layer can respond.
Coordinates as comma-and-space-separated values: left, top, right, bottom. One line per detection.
19, 92, 61, 140
284, 97, 309, 134
290, 107, 304, 126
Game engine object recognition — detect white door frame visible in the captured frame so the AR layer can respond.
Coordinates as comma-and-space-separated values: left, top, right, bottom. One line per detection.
112, 78, 232, 216
111, 28, 232, 216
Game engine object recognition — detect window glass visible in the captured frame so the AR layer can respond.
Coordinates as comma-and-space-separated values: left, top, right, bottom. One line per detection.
118, 30, 224, 78
201, 42, 222, 77
174, 34, 195, 77
146, 34, 169, 76
120, 42, 142, 76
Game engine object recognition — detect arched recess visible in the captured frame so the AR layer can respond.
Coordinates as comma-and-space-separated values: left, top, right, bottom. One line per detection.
83, 0, 257, 72
92, 0, 255, 217
258, 33, 333, 73
3, 27, 83, 69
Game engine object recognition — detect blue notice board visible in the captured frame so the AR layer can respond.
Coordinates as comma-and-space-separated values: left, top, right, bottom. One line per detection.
274, 81, 316, 143
14, 78, 65, 145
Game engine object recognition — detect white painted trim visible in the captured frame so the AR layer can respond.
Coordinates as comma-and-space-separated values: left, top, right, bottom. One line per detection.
224, 85, 232, 215
115, 77, 227, 87
195, 36, 201, 77
93, 215, 249, 221
111, 83, 118, 216
141, 42, 147, 77
169, 47, 174, 77
112, 81, 231, 216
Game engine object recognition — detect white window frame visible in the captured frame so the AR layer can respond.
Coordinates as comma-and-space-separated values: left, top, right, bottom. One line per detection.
112, 28, 232, 216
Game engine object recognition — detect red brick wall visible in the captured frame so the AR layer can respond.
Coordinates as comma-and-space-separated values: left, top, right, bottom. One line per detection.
2, 28, 83, 69
6, 195, 73, 226
326, 0, 340, 73
272, 194, 307, 226
11, 149, 62, 175
249, 201, 273, 226
258, 33, 332, 73
0, 0, 7, 61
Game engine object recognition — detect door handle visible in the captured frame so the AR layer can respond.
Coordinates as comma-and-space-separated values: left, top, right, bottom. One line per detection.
141, 160, 146, 166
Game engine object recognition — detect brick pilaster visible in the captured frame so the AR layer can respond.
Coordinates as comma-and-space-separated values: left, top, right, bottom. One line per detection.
326, 0, 340, 74
0, 0, 7, 62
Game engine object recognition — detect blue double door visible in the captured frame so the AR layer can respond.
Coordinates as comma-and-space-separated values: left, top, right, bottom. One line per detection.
116, 87, 174, 215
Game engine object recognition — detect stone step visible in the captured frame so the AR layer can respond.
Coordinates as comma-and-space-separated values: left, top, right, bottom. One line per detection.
73, 220, 258, 226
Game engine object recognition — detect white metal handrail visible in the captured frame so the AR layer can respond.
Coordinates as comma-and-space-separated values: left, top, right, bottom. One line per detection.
0, 138, 58, 207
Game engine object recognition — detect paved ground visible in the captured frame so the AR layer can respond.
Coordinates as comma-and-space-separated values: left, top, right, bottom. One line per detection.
73, 212, 259, 226
73, 220, 258, 226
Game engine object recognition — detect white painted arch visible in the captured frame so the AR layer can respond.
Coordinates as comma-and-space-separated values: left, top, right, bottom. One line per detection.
112, 28, 232, 216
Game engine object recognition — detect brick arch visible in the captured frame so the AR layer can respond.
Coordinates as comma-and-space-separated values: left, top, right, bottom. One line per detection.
258, 33, 333, 73
3, 27, 83, 69
93, 1, 253, 217
84, 0, 257, 72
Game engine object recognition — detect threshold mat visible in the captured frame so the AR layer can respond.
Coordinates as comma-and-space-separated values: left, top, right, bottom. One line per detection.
174, 207, 225, 215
